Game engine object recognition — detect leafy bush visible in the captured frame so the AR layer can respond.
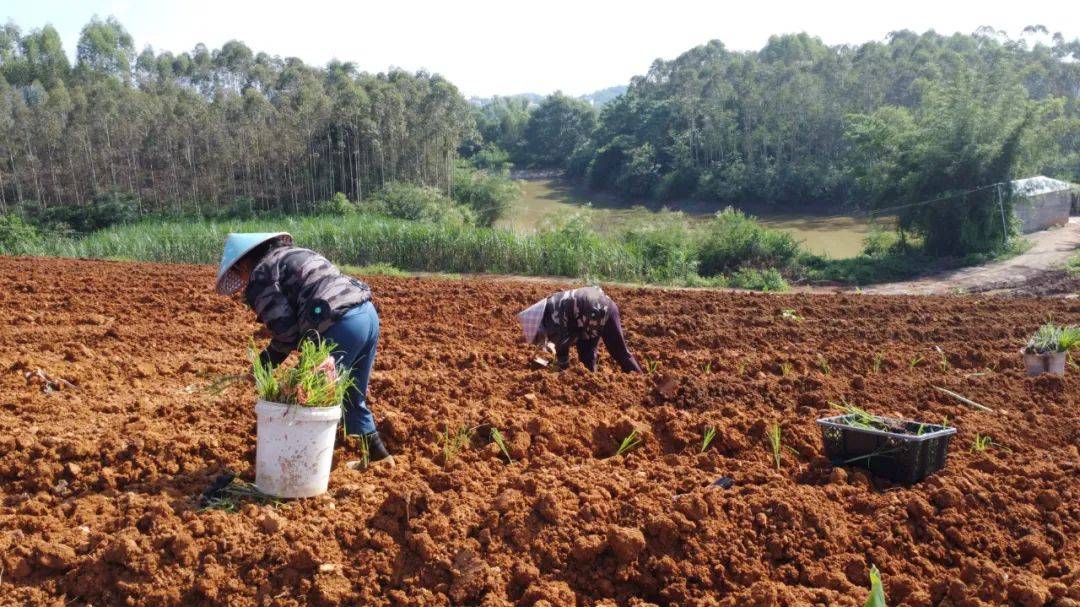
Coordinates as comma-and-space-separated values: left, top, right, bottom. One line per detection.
28, 192, 140, 233
697, 208, 801, 276
619, 212, 698, 282
368, 182, 476, 225
0, 214, 40, 252
209, 197, 260, 220
861, 222, 900, 258
728, 268, 789, 291
452, 166, 520, 226
315, 192, 359, 216
468, 144, 512, 172
1067, 251, 1080, 276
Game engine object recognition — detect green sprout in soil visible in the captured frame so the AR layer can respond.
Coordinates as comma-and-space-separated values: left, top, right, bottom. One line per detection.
779, 362, 794, 377
701, 427, 717, 453
615, 430, 642, 457
765, 423, 797, 469
870, 352, 885, 374
438, 425, 475, 466
935, 346, 950, 372
737, 361, 748, 376
971, 433, 993, 452
864, 564, 887, 607
354, 433, 371, 469
816, 355, 831, 375
908, 354, 924, 369
699, 361, 713, 375
201, 480, 284, 512
490, 427, 512, 464
643, 357, 660, 374
780, 309, 803, 323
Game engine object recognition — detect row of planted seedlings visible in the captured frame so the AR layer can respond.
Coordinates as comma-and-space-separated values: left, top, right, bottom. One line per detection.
211, 319, 1078, 505
646, 316, 1078, 486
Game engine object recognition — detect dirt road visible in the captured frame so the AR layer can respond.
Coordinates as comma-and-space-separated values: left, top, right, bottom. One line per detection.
866, 218, 1080, 296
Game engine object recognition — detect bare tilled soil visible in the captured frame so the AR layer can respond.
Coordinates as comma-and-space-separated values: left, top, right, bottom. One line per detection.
1, 257, 1078, 607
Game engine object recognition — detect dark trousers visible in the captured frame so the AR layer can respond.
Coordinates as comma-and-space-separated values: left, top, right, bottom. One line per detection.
558, 302, 642, 372
322, 302, 379, 435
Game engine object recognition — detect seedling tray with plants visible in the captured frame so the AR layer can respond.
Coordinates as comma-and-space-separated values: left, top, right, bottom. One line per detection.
817, 408, 957, 484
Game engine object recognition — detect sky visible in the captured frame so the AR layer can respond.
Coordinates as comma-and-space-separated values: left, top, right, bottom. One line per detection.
4, 0, 1080, 98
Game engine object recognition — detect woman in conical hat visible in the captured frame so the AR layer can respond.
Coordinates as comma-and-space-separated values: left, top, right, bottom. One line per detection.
215, 232, 393, 467
518, 286, 641, 373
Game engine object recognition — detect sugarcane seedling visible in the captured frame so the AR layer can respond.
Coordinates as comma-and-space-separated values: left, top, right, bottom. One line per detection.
935, 346, 950, 372
355, 433, 371, 469
870, 352, 885, 374
816, 354, 831, 375
700, 361, 713, 375
615, 430, 642, 457
863, 565, 887, 607
779, 362, 793, 377
909, 354, 924, 369
438, 425, 475, 466
490, 427, 512, 464
971, 433, 993, 452
701, 426, 717, 453
765, 423, 798, 469
644, 357, 660, 374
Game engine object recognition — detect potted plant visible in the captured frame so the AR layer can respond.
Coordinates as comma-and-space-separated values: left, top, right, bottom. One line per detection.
251, 338, 353, 498
817, 403, 957, 484
1021, 322, 1079, 376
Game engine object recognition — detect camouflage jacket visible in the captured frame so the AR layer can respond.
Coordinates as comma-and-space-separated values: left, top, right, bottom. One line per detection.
245, 246, 371, 363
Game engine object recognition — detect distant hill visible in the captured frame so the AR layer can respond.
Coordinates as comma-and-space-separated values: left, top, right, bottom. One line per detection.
580, 85, 627, 107
469, 86, 627, 108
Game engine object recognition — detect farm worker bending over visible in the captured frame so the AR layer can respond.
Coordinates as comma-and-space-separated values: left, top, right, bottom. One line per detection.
214, 232, 393, 467
518, 286, 642, 373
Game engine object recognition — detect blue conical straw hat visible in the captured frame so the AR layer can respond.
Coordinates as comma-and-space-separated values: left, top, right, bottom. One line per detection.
214, 232, 292, 294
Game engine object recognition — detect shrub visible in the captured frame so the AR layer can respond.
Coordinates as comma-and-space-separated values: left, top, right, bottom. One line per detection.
210, 197, 260, 220
697, 208, 800, 276
29, 192, 140, 233
468, 144, 512, 172
618, 212, 698, 282
315, 192, 359, 216
0, 213, 40, 252
729, 268, 789, 292
452, 166, 520, 226
861, 222, 900, 258
368, 182, 476, 225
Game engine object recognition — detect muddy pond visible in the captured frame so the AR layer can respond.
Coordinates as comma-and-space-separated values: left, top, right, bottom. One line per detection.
496, 177, 883, 259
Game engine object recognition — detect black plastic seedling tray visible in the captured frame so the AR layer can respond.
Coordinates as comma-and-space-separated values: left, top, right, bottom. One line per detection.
817, 414, 957, 484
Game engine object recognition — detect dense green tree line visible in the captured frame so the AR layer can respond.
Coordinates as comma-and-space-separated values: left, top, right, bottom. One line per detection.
0, 17, 475, 215
476, 29, 1080, 210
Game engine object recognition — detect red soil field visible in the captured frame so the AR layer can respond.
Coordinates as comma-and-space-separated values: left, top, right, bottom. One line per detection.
1, 257, 1078, 607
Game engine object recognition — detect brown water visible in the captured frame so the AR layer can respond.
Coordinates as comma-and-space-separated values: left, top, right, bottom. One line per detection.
496, 178, 880, 259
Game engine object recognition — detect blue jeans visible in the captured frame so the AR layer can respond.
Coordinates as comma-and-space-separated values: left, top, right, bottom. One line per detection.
322, 302, 379, 435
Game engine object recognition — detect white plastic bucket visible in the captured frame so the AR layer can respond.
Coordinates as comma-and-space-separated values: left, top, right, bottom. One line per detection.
1021, 351, 1067, 376
255, 399, 342, 498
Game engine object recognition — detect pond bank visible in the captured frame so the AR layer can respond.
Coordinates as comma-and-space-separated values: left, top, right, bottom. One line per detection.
497, 177, 881, 259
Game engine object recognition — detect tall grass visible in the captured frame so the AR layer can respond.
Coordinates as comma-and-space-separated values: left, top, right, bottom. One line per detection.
4, 212, 691, 284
